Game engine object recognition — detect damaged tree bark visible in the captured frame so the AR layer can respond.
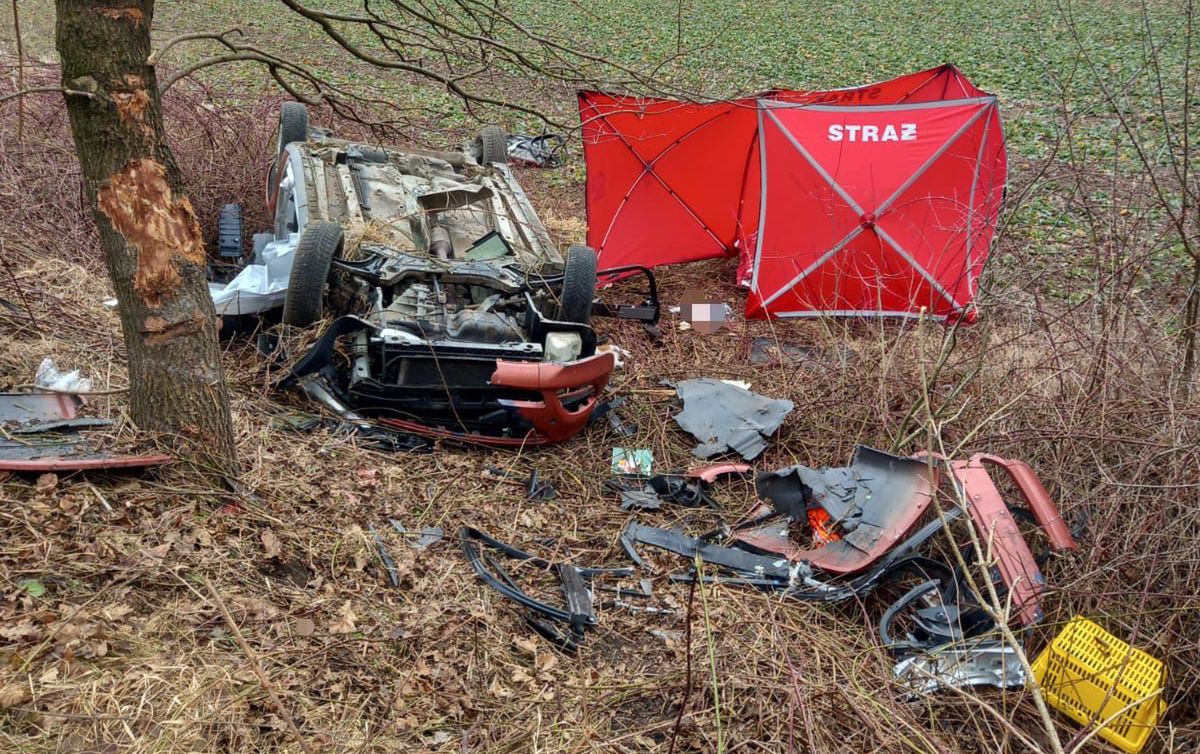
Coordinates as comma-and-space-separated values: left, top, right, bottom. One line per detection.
56, 0, 236, 472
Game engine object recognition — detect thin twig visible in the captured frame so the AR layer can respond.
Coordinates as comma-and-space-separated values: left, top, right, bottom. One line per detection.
202, 577, 317, 754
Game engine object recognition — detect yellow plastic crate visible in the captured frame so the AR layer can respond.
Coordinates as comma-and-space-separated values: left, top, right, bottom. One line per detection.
1031, 617, 1166, 754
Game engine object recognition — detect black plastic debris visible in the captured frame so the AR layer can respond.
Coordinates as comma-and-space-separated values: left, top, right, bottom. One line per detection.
608, 472, 721, 511
461, 527, 633, 653
593, 397, 636, 437
507, 133, 566, 167
388, 520, 445, 550
673, 379, 794, 460
486, 466, 559, 501
619, 488, 662, 511
369, 524, 401, 587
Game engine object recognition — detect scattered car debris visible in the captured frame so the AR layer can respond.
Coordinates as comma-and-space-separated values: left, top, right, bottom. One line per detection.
747, 446, 936, 572
271, 409, 431, 452
607, 472, 723, 511
686, 462, 752, 483
623, 446, 1079, 695
461, 527, 633, 653
673, 379, 793, 460
369, 523, 402, 587
1, 392, 82, 425
0, 392, 171, 473
618, 488, 662, 511
939, 452, 1078, 625
506, 133, 566, 168
485, 466, 558, 501
388, 520, 445, 550
593, 397, 636, 437
892, 640, 1026, 695
611, 447, 653, 475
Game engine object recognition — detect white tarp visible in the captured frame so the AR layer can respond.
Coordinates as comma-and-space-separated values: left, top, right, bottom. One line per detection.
209, 234, 298, 315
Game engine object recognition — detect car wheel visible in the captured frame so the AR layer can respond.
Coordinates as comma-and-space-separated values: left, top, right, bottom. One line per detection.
558, 245, 597, 324
277, 102, 309, 155
474, 125, 508, 165
283, 221, 344, 327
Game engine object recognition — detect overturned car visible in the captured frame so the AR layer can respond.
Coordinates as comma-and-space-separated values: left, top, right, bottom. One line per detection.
255, 104, 658, 445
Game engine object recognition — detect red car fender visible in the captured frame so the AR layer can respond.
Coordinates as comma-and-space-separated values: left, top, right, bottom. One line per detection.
490, 352, 616, 443
948, 454, 1076, 626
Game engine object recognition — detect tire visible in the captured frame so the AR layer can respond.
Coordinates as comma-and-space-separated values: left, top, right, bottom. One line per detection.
474, 125, 508, 165
283, 221, 344, 327
277, 102, 309, 154
557, 245, 597, 324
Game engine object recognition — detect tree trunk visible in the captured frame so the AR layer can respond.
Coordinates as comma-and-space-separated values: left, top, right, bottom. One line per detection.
56, 0, 237, 473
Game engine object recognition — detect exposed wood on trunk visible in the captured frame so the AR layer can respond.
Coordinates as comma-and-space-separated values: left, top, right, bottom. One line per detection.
56, 0, 237, 472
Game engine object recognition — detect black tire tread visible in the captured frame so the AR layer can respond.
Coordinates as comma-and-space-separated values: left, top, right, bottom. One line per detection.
475, 125, 508, 165
558, 245, 597, 324
278, 102, 309, 153
283, 221, 343, 327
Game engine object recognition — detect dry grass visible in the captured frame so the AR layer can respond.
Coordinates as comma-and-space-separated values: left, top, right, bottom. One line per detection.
1, 71, 1198, 754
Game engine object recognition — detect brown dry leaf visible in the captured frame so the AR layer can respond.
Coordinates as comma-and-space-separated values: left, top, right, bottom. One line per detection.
294, 617, 316, 637
487, 676, 512, 699
512, 636, 538, 656
35, 473, 58, 494
0, 620, 43, 642
328, 601, 357, 634
143, 542, 170, 559
260, 528, 282, 559
510, 666, 534, 685
0, 685, 31, 709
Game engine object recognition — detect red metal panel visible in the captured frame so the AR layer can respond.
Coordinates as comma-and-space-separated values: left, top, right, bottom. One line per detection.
0, 453, 172, 473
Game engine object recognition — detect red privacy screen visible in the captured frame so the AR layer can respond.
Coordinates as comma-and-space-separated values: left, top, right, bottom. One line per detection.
578, 65, 1005, 319
747, 98, 1006, 320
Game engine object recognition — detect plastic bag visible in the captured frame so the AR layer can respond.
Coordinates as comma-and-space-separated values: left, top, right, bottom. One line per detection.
35, 358, 93, 393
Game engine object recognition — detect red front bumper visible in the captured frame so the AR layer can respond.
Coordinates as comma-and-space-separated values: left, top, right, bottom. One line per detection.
490, 351, 616, 443
377, 352, 616, 447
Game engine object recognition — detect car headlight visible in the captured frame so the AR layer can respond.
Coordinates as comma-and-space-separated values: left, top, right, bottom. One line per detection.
544, 332, 582, 363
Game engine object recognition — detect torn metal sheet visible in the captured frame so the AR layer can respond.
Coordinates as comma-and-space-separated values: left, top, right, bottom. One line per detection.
0, 396, 170, 473
0, 392, 80, 425
746, 446, 935, 573
11, 418, 113, 434
893, 641, 1026, 695
673, 379, 793, 460
0, 436, 171, 472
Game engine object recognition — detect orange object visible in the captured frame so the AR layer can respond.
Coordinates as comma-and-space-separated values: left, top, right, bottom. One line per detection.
807, 507, 841, 544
